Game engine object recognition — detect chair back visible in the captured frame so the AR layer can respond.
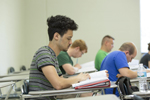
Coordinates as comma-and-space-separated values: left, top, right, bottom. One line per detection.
21, 80, 29, 94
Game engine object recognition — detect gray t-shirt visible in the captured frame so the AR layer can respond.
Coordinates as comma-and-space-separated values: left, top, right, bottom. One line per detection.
28, 46, 62, 100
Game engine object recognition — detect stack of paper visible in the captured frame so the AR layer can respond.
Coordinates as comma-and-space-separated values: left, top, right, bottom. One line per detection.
76, 61, 97, 73
128, 59, 139, 70
72, 70, 110, 89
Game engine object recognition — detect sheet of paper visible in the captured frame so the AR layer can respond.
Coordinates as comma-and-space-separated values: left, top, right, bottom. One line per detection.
76, 61, 97, 73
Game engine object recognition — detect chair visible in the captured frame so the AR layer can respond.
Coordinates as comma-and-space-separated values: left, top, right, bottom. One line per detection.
8, 67, 15, 74
21, 80, 29, 94
20, 66, 27, 71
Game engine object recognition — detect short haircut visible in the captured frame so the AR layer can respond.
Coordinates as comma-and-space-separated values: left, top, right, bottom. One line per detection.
101, 35, 114, 46
119, 42, 136, 55
71, 39, 88, 53
47, 15, 78, 41
148, 43, 150, 51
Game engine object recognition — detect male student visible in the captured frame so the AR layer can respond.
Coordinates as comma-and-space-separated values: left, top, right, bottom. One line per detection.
100, 42, 150, 96
57, 39, 87, 75
95, 35, 114, 70
28, 15, 90, 100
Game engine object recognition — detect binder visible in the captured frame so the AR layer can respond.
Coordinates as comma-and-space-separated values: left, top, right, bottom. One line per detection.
72, 70, 110, 89
74, 79, 110, 89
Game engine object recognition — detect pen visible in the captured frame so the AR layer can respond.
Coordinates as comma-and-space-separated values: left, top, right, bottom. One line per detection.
76, 58, 78, 64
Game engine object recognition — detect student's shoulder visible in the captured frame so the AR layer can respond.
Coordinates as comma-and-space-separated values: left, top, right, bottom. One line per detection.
58, 51, 68, 56
35, 46, 53, 55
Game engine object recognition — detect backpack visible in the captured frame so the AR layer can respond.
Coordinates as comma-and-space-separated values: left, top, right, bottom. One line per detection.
113, 76, 139, 95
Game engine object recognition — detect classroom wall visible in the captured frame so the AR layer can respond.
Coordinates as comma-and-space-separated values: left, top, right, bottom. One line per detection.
24, 0, 142, 67
0, 0, 25, 75
0, 0, 143, 74
45, 0, 142, 64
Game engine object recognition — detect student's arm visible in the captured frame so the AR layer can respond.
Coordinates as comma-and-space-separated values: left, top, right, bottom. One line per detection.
42, 65, 90, 90
74, 64, 82, 69
62, 64, 81, 75
62, 64, 77, 75
148, 61, 150, 68
118, 67, 137, 79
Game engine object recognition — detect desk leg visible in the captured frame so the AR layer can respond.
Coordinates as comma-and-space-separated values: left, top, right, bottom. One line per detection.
0, 88, 2, 96
5, 84, 14, 100
102, 89, 105, 95
76, 94, 80, 97
117, 85, 124, 100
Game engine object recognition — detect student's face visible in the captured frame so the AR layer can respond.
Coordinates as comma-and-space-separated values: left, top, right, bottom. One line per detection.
59, 30, 73, 51
106, 39, 114, 52
126, 50, 137, 62
73, 48, 86, 58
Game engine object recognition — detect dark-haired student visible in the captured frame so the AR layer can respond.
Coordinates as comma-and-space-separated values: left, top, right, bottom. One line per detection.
28, 15, 90, 100
140, 43, 150, 68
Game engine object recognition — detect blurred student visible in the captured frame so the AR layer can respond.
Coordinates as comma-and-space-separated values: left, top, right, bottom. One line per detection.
140, 43, 150, 68
57, 39, 87, 75
95, 35, 114, 70
100, 42, 150, 96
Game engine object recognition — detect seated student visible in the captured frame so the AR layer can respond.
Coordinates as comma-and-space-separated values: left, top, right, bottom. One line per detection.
140, 43, 150, 68
28, 15, 91, 100
100, 42, 150, 96
95, 35, 114, 71
57, 39, 87, 75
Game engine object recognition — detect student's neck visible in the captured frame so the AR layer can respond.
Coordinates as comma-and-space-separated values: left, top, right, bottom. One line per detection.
67, 48, 72, 57
100, 46, 108, 53
48, 41, 60, 56
148, 51, 150, 54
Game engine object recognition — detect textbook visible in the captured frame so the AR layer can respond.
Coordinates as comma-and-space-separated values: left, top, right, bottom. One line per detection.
72, 70, 110, 89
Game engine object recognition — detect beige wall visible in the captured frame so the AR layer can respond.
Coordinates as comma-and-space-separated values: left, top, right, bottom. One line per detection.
0, 0, 143, 73
46, 0, 142, 64
0, 0, 25, 75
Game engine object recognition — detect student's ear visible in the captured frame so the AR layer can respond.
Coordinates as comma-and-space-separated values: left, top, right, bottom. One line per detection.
76, 47, 80, 51
53, 32, 60, 41
125, 51, 129, 55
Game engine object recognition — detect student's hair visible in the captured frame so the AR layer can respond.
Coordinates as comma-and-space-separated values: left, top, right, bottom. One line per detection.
148, 43, 150, 51
71, 39, 88, 53
101, 35, 114, 46
119, 42, 136, 55
47, 15, 78, 41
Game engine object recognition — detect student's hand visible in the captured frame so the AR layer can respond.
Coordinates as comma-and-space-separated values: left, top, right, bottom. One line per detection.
77, 73, 91, 82
116, 74, 122, 78
74, 64, 82, 69
105, 70, 109, 77
146, 69, 150, 73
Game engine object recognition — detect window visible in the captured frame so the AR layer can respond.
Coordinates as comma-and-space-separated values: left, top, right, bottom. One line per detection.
140, 0, 150, 53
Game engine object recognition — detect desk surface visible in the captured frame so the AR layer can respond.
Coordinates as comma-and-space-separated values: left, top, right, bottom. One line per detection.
0, 70, 29, 78
0, 82, 15, 88
29, 84, 117, 95
0, 75, 29, 82
63, 94, 119, 100
130, 77, 150, 83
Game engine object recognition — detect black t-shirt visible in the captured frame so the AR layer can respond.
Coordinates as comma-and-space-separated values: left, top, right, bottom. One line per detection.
140, 53, 150, 67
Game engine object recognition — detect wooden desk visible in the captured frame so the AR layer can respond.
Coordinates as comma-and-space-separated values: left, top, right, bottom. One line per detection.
63, 94, 119, 100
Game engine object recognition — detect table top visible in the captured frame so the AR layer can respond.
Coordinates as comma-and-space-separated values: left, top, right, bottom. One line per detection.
0, 70, 29, 78
0, 82, 15, 88
0, 74, 29, 82
63, 94, 119, 100
29, 84, 117, 95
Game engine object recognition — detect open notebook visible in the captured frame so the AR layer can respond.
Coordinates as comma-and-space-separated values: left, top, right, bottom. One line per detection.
72, 70, 110, 89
